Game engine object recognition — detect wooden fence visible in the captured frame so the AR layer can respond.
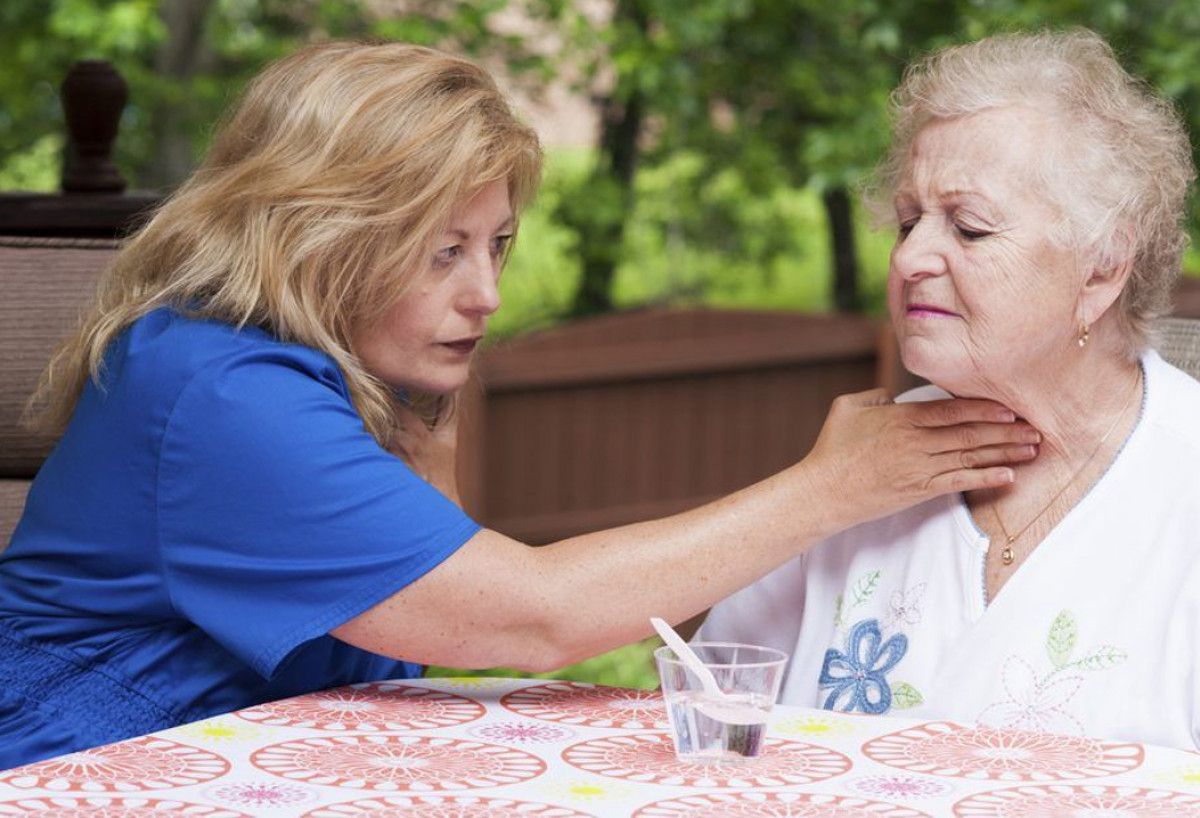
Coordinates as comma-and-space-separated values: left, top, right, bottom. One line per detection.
458, 308, 889, 543
458, 278, 1200, 544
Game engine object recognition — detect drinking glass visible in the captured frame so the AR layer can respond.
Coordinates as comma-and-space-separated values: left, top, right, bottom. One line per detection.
654, 641, 788, 762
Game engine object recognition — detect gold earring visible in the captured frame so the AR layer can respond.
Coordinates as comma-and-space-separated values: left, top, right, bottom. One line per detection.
1077, 322, 1090, 348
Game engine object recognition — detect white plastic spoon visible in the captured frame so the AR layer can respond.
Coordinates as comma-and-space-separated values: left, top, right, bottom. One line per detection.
651, 617, 772, 727
651, 616, 728, 700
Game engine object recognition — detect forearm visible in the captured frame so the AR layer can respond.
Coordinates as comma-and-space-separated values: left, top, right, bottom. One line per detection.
334, 390, 1032, 672
336, 458, 841, 673
525, 458, 846, 668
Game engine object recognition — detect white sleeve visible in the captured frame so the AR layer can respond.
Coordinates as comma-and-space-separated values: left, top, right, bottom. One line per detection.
695, 553, 808, 661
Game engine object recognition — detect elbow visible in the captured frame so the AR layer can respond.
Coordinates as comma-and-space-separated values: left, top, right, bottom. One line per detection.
508, 654, 564, 675
504, 621, 579, 674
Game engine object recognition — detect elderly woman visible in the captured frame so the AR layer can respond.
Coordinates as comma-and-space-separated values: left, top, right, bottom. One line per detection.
701, 29, 1200, 749
0, 41, 1037, 768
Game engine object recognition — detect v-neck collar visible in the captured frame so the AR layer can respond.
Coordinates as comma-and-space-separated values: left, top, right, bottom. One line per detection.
949, 351, 1155, 611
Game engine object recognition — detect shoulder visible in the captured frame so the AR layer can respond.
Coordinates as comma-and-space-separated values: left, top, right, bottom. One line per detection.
1141, 350, 1200, 455
112, 307, 350, 413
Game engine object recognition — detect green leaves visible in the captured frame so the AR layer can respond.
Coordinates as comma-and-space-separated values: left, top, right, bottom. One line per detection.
1046, 609, 1078, 669
1044, 610, 1127, 672
1076, 646, 1128, 672
892, 682, 923, 709
850, 570, 882, 609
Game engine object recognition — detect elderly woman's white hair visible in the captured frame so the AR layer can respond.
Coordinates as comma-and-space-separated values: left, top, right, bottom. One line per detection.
867, 28, 1195, 350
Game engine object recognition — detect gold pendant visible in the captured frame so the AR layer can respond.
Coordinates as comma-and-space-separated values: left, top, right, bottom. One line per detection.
1001, 538, 1015, 565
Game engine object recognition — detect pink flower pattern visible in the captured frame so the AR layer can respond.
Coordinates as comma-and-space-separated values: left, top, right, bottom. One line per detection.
468, 721, 576, 744
977, 657, 1085, 735
885, 583, 927, 629
502, 682, 669, 729
300, 794, 597, 817
850, 775, 954, 799
250, 735, 545, 791
863, 721, 1144, 781
236, 683, 485, 731
0, 738, 230, 792
203, 781, 318, 808
952, 784, 1200, 816
0, 678, 1192, 816
562, 733, 851, 788
0, 797, 251, 817
633, 791, 932, 816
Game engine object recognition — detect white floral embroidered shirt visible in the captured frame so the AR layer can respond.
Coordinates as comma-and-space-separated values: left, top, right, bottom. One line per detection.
700, 350, 1200, 750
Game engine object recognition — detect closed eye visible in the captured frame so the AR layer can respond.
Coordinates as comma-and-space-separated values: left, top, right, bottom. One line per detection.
956, 225, 991, 240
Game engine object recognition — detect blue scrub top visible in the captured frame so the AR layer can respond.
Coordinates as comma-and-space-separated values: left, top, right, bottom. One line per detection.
0, 308, 480, 768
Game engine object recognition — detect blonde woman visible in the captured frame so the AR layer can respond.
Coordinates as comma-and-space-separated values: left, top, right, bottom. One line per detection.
0, 41, 1037, 767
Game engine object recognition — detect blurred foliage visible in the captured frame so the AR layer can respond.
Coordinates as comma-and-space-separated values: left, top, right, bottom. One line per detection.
0, 0, 550, 189
513, 0, 1200, 313
427, 636, 663, 689
493, 147, 897, 339
3, 0, 1199, 308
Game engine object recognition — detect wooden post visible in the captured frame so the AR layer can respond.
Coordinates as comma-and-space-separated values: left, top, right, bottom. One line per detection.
0, 60, 159, 238
60, 60, 128, 194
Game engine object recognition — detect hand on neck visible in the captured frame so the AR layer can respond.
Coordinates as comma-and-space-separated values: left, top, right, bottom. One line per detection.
943, 322, 1142, 470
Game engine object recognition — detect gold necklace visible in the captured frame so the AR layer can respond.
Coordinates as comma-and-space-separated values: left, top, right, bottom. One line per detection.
991, 369, 1142, 566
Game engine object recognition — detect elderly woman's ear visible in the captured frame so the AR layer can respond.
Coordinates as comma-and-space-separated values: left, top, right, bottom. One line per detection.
1077, 227, 1136, 331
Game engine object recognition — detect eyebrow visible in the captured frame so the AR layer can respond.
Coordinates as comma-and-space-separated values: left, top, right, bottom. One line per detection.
893, 188, 999, 210
447, 217, 515, 240
940, 188, 994, 202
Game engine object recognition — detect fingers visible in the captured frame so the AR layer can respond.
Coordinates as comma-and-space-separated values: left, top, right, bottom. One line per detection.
936, 443, 1038, 472
908, 397, 1018, 427
925, 466, 1016, 495
929, 422, 1041, 454
919, 438, 1037, 500
833, 388, 893, 409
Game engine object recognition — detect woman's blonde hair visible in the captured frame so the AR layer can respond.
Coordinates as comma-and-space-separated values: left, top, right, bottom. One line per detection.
866, 28, 1195, 350
29, 40, 542, 445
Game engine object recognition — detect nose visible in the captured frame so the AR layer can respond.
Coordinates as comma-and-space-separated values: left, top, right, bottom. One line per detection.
890, 217, 949, 282
457, 251, 501, 317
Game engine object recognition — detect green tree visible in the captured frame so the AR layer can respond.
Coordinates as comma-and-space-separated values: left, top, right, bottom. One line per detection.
0, 0, 548, 191
538, 0, 1200, 317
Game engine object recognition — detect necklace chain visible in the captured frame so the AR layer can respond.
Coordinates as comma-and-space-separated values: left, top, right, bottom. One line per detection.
991, 369, 1142, 566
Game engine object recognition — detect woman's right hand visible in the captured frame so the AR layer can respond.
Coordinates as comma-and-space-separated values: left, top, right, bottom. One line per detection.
336, 387, 1038, 674
802, 388, 1039, 532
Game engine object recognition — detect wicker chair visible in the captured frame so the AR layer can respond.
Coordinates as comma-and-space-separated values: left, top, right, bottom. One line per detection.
0, 236, 114, 548
1156, 317, 1200, 381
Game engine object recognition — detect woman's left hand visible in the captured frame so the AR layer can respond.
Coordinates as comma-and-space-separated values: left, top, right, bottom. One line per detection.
389, 401, 461, 504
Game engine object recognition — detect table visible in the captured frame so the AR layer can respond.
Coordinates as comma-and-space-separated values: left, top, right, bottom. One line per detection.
2, 677, 1200, 816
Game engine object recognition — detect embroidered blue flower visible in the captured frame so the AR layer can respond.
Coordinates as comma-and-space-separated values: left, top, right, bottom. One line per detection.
819, 618, 907, 714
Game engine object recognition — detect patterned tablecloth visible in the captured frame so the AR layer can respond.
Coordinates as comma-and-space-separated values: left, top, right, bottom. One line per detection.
3, 676, 1200, 817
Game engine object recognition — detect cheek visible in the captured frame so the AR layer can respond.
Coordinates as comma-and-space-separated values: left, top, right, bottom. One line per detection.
954, 247, 1026, 319
960, 252, 1074, 357
885, 258, 905, 317
355, 300, 422, 364
382, 291, 439, 343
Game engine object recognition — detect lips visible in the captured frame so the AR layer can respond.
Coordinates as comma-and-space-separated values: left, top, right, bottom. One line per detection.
905, 302, 960, 318
440, 337, 481, 354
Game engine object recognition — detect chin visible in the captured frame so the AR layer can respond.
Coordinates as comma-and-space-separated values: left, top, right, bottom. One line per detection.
404, 369, 471, 396
899, 338, 972, 393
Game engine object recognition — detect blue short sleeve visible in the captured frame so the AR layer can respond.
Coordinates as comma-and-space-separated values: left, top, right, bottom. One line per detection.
156, 347, 479, 678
